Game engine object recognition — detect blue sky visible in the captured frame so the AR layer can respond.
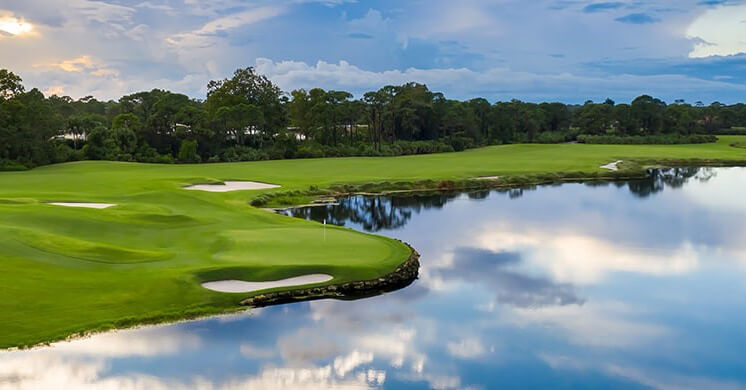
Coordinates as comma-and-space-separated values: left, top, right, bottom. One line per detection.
1, 0, 745, 103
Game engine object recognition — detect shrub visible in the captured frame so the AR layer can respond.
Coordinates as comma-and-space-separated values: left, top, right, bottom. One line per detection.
178, 140, 200, 163
577, 134, 717, 145
296, 143, 325, 159
715, 127, 746, 136
446, 136, 475, 152
221, 146, 268, 162
0, 159, 28, 171
535, 131, 572, 144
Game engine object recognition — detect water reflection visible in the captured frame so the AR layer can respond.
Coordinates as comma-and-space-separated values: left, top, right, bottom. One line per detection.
283, 192, 461, 232
437, 247, 585, 308
4, 167, 746, 390
283, 168, 717, 232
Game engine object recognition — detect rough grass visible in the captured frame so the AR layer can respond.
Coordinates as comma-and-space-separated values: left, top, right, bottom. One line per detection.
1, 136, 746, 349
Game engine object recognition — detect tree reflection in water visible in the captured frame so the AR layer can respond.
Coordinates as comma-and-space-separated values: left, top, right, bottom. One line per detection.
282, 192, 461, 232
627, 167, 715, 197
283, 168, 715, 232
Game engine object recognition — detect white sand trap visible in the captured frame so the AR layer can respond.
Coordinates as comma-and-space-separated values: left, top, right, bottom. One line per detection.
49, 202, 116, 209
475, 176, 501, 180
185, 181, 280, 193
600, 160, 623, 171
202, 274, 333, 293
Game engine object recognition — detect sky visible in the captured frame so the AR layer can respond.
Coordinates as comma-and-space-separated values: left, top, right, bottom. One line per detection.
1, 0, 745, 103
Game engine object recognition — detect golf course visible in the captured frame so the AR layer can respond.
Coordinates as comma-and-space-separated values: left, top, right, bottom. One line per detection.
2, 136, 746, 350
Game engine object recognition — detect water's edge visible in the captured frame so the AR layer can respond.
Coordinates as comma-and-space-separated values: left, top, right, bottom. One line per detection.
241, 241, 421, 307
7, 159, 744, 350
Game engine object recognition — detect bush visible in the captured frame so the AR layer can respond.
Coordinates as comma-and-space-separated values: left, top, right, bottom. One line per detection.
50, 143, 83, 163
577, 134, 717, 145
393, 140, 454, 155
154, 154, 174, 164
296, 143, 326, 159
84, 126, 119, 160
178, 140, 200, 163
535, 131, 573, 144
715, 127, 746, 136
292, 140, 454, 159
134, 144, 173, 163
221, 146, 268, 162
0, 159, 28, 171
446, 136, 475, 152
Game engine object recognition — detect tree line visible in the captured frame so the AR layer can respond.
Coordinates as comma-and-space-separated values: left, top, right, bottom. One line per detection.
1, 67, 745, 170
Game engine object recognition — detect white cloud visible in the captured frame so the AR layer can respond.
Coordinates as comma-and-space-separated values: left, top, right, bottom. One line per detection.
66, 0, 136, 25
135, 1, 174, 12
41, 326, 202, 357
3, 0, 746, 103
256, 56, 746, 103
294, 0, 357, 6
682, 168, 746, 215
333, 350, 374, 377
687, 4, 746, 57
407, 3, 494, 38
0, 354, 385, 390
605, 364, 745, 390
446, 338, 487, 359
240, 343, 277, 359
505, 301, 669, 348
0, 326, 385, 390
541, 354, 746, 390
166, 7, 284, 48
474, 227, 699, 284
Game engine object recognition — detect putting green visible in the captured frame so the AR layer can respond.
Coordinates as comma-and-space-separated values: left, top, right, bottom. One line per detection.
1, 136, 745, 349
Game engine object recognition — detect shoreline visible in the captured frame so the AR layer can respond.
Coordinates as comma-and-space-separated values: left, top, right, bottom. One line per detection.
264, 157, 746, 211
4, 156, 746, 351
240, 242, 421, 307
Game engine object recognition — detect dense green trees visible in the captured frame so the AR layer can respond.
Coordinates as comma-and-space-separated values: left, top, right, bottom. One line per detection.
2, 66, 746, 170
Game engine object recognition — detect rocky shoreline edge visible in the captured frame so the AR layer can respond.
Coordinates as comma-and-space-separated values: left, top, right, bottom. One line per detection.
240, 242, 421, 307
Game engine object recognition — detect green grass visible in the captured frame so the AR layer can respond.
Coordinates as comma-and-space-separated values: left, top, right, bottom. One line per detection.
1, 136, 746, 349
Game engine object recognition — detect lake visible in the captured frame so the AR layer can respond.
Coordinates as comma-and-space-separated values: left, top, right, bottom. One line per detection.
3, 167, 746, 389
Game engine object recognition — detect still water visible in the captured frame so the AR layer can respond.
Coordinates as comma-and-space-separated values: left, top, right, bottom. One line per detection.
3, 168, 746, 389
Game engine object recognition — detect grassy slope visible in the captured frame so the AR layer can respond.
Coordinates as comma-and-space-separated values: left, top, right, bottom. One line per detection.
1, 136, 745, 349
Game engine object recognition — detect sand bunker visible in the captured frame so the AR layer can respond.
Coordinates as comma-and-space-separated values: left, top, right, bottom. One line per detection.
185, 181, 280, 193
49, 203, 116, 209
475, 176, 501, 180
202, 274, 333, 293
600, 160, 623, 171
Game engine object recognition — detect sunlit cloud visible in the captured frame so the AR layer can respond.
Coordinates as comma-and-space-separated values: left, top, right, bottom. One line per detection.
0, 15, 33, 36
686, 4, 746, 58
44, 85, 65, 96
34, 55, 120, 78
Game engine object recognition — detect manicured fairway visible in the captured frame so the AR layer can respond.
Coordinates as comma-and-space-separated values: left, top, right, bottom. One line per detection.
1, 136, 745, 349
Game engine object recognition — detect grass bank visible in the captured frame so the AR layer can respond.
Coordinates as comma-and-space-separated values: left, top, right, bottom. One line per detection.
1, 136, 746, 349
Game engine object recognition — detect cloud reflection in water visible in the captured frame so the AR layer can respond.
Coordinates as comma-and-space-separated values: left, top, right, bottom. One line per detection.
5, 168, 746, 389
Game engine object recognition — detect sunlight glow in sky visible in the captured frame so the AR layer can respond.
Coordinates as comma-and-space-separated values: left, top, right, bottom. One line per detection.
0, 16, 32, 36
1, 0, 745, 103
